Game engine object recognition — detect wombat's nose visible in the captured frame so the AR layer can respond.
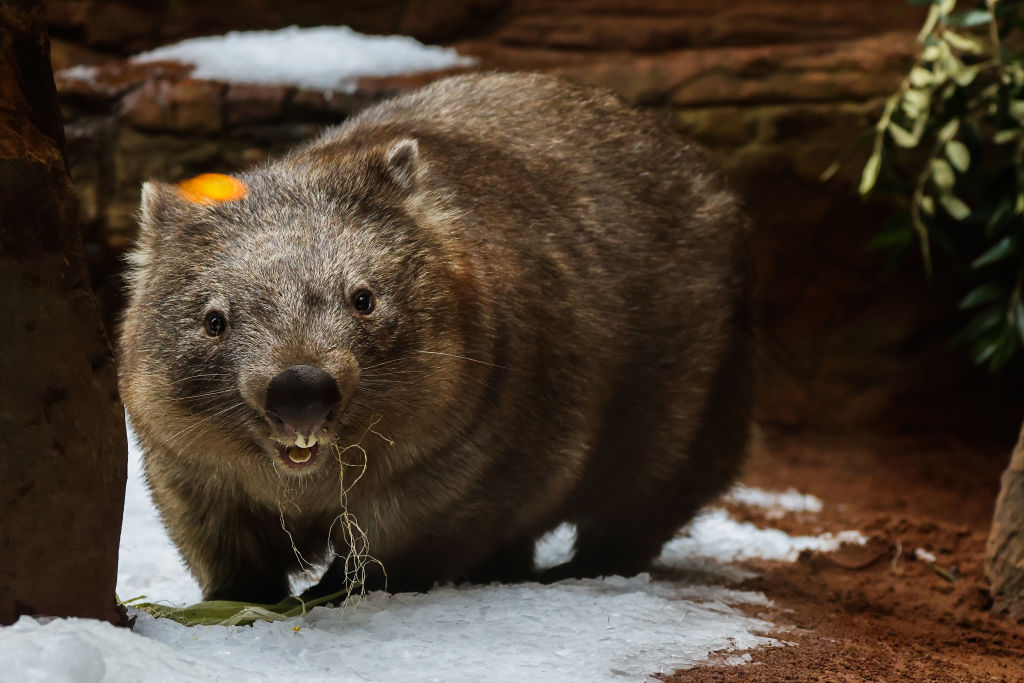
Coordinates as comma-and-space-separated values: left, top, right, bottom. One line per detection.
265, 365, 341, 436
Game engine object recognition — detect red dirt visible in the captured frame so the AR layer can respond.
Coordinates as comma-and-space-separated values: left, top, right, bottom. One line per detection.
665, 430, 1024, 682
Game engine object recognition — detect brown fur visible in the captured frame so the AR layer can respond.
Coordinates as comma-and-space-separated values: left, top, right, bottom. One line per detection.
118, 72, 755, 603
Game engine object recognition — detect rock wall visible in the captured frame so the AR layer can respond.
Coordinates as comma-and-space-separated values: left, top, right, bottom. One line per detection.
47, 0, 1024, 438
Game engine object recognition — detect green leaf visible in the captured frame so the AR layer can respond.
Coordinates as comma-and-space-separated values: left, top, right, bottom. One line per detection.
972, 337, 1000, 365
920, 195, 936, 215
940, 193, 971, 220
971, 235, 1018, 268
945, 140, 970, 171
1011, 63, 1024, 87
938, 119, 960, 141
943, 31, 984, 53
953, 305, 1003, 347
903, 87, 931, 113
859, 153, 881, 196
938, 46, 964, 77
946, 8, 993, 27
889, 122, 920, 147
958, 283, 1005, 309
987, 198, 1013, 233
931, 158, 956, 189
994, 129, 1021, 144
1012, 101, 1024, 120
954, 65, 980, 86
131, 586, 355, 626
910, 66, 933, 87
920, 4, 942, 41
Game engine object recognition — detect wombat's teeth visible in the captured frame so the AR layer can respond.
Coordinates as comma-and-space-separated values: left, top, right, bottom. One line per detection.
287, 446, 312, 464
294, 433, 318, 449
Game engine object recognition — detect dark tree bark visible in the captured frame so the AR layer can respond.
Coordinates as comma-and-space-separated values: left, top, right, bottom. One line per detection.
987, 421, 1024, 622
0, 0, 127, 626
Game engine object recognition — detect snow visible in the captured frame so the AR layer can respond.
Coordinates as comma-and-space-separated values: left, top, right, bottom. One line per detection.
117, 429, 201, 604
725, 485, 824, 516
57, 64, 100, 83
128, 25, 477, 92
662, 509, 865, 564
0, 425, 866, 681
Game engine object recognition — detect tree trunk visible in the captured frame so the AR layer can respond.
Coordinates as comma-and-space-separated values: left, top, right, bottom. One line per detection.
986, 419, 1024, 622
0, 0, 127, 626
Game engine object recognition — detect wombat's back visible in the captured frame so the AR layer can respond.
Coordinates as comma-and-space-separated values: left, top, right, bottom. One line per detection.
305, 72, 755, 583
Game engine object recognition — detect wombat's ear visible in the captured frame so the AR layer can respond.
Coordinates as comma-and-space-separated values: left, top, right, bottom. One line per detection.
138, 180, 182, 237
384, 139, 420, 191
126, 181, 180, 279
137, 179, 210, 244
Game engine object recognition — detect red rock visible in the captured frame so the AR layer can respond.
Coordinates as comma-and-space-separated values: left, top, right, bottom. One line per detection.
398, 0, 505, 43
225, 84, 291, 126
48, 37, 106, 72
290, 88, 380, 119
496, 0, 924, 51
121, 76, 225, 133
556, 31, 916, 108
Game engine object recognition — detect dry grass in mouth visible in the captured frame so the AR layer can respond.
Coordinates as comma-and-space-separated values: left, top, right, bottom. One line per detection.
130, 417, 394, 627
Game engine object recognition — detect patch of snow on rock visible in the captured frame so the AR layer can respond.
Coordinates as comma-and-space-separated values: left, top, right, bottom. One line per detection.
56, 63, 100, 85
129, 25, 476, 92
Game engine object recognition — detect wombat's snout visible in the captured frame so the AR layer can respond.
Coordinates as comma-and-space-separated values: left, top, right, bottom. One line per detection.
264, 364, 341, 444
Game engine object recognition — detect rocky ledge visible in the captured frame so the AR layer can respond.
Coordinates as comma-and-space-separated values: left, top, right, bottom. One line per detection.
56, 15, 994, 436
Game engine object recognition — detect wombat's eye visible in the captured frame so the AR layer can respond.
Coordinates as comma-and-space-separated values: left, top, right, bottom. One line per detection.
352, 289, 375, 314
203, 310, 228, 337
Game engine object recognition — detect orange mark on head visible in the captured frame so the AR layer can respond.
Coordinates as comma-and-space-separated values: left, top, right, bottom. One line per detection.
177, 173, 248, 204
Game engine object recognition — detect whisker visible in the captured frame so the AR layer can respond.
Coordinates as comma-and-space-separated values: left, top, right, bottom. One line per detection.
359, 369, 423, 381
168, 401, 247, 444
414, 350, 508, 370
178, 405, 252, 454
183, 387, 239, 400
359, 357, 413, 372
170, 373, 230, 385
358, 379, 419, 391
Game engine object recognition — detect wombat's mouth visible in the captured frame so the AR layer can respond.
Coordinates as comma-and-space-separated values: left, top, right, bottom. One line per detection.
274, 442, 323, 471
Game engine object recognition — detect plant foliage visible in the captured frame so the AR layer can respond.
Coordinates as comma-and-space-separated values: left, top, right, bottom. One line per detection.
860, 0, 1024, 371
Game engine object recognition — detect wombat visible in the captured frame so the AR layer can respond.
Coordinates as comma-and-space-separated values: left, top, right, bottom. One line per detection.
119, 72, 754, 604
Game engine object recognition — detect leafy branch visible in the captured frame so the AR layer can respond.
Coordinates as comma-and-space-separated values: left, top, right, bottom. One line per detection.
860, 0, 1024, 371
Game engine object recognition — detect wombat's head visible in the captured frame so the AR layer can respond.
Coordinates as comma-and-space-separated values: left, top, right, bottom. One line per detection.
120, 138, 484, 478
